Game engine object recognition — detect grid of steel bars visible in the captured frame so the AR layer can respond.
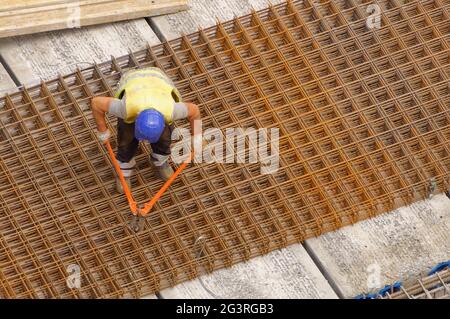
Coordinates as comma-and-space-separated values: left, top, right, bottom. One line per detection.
0, 0, 449, 298
383, 269, 450, 299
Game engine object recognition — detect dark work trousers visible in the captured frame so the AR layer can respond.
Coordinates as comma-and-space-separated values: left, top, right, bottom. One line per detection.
116, 118, 174, 163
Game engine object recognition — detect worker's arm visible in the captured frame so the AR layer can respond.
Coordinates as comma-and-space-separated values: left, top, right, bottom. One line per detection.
185, 102, 201, 136
173, 101, 203, 151
184, 102, 206, 152
91, 96, 114, 132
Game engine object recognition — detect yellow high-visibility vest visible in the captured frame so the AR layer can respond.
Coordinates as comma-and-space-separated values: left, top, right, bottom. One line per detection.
114, 68, 182, 124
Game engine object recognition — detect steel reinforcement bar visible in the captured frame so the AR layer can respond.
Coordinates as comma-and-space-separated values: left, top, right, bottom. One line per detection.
383, 268, 450, 299
0, 0, 449, 298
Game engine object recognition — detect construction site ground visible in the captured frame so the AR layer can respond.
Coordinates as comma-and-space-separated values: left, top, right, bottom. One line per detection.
0, 0, 449, 299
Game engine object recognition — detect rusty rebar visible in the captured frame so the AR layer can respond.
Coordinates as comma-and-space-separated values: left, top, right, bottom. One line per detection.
382, 268, 450, 299
0, 0, 449, 298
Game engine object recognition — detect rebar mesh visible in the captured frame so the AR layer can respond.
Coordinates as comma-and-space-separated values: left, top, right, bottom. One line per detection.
0, 0, 449, 298
382, 269, 450, 299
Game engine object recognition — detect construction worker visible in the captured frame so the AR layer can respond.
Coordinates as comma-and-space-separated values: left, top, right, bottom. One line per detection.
91, 67, 201, 193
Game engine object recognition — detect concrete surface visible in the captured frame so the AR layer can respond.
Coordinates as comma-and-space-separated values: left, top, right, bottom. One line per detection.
306, 194, 450, 297
0, 63, 15, 93
149, 0, 285, 41
0, 19, 159, 83
160, 244, 338, 299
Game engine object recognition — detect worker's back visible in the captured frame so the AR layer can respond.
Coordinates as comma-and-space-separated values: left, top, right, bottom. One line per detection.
114, 67, 182, 124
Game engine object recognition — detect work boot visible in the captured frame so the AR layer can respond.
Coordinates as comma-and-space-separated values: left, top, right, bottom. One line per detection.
116, 158, 135, 194
116, 176, 131, 194
154, 160, 174, 182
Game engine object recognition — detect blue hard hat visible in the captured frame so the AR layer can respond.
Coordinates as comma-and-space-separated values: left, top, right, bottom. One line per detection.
135, 109, 165, 143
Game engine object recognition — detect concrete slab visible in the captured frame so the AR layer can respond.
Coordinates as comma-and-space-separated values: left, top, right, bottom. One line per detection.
0, 63, 16, 94
149, 0, 285, 41
0, 19, 159, 83
160, 244, 338, 299
306, 194, 450, 298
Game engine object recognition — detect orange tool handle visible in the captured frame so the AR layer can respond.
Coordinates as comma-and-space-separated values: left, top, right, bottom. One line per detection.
105, 141, 138, 214
140, 152, 193, 216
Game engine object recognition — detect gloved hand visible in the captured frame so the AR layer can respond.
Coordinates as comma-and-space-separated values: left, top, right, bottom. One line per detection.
96, 129, 111, 143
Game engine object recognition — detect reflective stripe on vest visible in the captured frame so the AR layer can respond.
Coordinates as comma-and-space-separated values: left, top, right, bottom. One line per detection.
114, 68, 182, 124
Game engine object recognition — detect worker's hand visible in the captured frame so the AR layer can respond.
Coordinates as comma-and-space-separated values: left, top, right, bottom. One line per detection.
96, 129, 111, 143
